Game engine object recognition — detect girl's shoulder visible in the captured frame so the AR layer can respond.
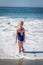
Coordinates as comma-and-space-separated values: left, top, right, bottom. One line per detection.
16, 28, 20, 32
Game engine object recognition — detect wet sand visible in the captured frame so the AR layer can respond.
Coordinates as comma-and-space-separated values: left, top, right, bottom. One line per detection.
0, 59, 43, 65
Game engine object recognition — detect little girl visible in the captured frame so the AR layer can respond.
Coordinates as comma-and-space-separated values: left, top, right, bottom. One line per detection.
16, 21, 25, 53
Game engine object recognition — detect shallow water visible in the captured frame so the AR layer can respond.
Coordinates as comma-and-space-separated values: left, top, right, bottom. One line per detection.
0, 59, 43, 65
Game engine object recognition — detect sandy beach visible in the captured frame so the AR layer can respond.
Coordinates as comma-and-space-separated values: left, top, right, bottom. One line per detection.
0, 59, 43, 65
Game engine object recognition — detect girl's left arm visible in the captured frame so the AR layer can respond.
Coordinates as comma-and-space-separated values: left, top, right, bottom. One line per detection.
24, 29, 25, 42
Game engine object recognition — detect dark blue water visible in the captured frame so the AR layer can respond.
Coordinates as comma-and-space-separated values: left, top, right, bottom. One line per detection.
0, 7, 43, 19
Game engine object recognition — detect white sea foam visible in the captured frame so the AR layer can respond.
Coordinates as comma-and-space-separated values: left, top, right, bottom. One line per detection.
0, 16, 43, 59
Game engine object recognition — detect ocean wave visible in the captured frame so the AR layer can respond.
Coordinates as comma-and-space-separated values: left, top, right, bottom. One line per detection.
0, 17, 43, 59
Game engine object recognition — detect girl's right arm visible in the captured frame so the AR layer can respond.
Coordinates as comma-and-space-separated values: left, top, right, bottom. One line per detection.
16, 29, 18, 43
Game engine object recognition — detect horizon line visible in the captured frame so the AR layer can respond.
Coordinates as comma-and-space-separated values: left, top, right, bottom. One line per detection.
0, 6, 43, 8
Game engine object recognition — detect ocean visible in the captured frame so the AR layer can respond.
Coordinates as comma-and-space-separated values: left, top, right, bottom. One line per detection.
0, 7, 43, 59
0, 7, 43, 18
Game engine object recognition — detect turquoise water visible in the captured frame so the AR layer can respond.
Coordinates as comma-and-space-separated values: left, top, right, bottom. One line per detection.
0, 7, 43, 18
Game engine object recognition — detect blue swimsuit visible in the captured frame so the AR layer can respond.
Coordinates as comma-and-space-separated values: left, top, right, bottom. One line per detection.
18, 32, 24, 41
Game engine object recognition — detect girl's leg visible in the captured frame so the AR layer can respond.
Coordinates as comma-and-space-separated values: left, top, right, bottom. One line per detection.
21, 42, 24, 52
18, 40, 21, 53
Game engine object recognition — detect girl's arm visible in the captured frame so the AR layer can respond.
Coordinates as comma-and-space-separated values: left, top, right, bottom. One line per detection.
16, 29, 18, 43
24, 29, 25, 42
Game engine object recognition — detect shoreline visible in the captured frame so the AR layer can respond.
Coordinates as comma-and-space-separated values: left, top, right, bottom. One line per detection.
0, 59, 43, 65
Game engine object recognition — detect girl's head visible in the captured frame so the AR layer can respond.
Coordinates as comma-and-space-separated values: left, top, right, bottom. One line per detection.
18, 21, 24, 28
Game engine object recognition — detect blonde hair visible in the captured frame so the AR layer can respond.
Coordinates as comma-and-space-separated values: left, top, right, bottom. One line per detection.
19, 21, 24, 26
